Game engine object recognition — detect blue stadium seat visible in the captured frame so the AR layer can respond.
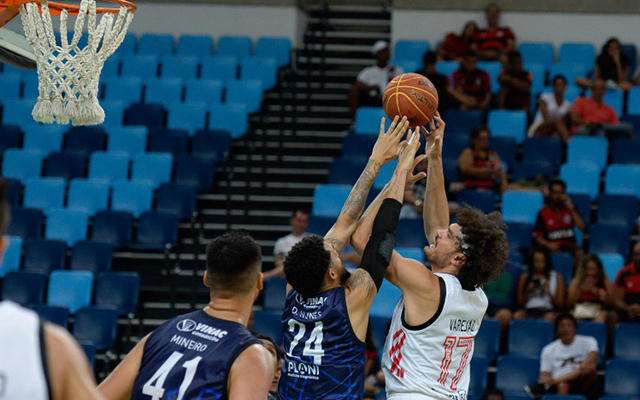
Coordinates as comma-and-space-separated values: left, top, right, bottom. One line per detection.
508, 319, 554, 357
567, 193, 591, 226
588, 223, 631, 258
395, 218, 429, 248
47, 270, 94, 314
208, 103, 248, 138
21, 74, 39, 100
216, 36, 252, 59
7, 208, 43, 239
5, 178, 21, 207
495, 356, 540, 396
577, 321, 606, 360
0, 236, 22, 278
560, 163, 601, 200
45, 208, 90, 246
225, 79, 264, 114
177, 34, 213, 57
612, 138, 640, 164
369, 315, 391, 351
512, 161, 555, 181
525, 63, 546, 96
23, 125, 64, 155
501, 190, 544, 225
263, 277, 287, 311
477, 61, 503, 93
91, 210, 133, 248
567, 136, 608, 173
200, 55, 238, 82
106, 126, 147, 156
506, 222, 533, 251
551, 252, 574, 284
604, 164, 640, 199
240, 56, 278, 90
73, 306, 119, 350
95, 272, 140, 315
395, 247, 424, 262
328, 158, 361, 185
255, 37, 291, 68
2, 149, 44, 181
81, 343, 96, 367
148, 128, 189, 156
114, 32, 136, 55
372, 159, 397, 190
490, 136, 517, 171
627, 87, 640, 115
101, 56, 120, 77
166, 102, 207, 135
604, 89, 624, 117
0, 99, 34, 125
44, 152, 87, 181
29, 304, 69, 328
131, 152, 173, 188
161, 55, 199, 80
604, 359, 640, 397
541, 396, 586, 400
597, 194, 637, 229
370, 279, 402, 318
252, 310, 283, 346
487, 110, 527, 144
138, 33, 173, 56
23, 177, 66, 211
191, 129, 231, 162
623, 44, 637, 80
0, 74, 22, 99
156, 183, 197, 219
0, 125, 22, 153
598, 253, 624, 281
435, 60, 459, 83
100, 100, 126, 127
548, 64, 588, 87
111, 180, 154, 218
558, 43, 595, 70
354, 107, 388, 135
522, 137, 563, 169
519, 42, 555, 67
614, 323, 640, 360
474, 318, 501, 360
394, 40, 429, 63
23, 238, 67, 274
120, 54, 160, 79
67, 179, 110, 215
312, 184, 351, 217
173, 155, 215, 190
443, 158, 459, 182
102, 77, 143, 104
70, 241, 113, 275
64, 126, 106, 157
144, 78, 183, 104
622, 114, 640, 134
1, 271, 47, 305
469, 356, 489, 397
88, 151, 130, 183
185, 79, 223, 104
342, 134, 377, 161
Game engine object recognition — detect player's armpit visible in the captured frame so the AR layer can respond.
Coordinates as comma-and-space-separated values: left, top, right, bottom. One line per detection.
346, 269, 377, 301
98, 335, 150, 400
228, 343, 274, 400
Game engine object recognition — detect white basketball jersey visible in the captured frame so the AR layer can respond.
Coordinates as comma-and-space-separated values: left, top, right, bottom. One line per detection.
0, 301, 50, 400
382, 273, 488, 400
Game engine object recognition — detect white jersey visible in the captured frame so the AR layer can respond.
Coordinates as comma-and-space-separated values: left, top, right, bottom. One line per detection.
0, 301, 50, 400
382, 273, 488, 400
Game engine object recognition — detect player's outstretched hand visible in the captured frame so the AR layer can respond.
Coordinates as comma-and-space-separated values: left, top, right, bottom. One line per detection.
397, 129, 422, 174
422, 112, 445, 160
404, 127, 427, 188
370, 116, 410, 164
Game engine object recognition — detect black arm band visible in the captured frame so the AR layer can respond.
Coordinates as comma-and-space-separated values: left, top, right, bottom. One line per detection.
359, 198, 403, 291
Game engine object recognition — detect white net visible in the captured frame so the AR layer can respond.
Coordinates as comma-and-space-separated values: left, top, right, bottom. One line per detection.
19, 0, 133, 125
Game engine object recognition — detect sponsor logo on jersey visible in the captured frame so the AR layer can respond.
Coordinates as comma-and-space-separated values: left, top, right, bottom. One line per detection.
176, 319, 228, 342
286, 361, 320, 380
170, 334, 208, 352
176, 319, 197, 332
296, 294, 327, 309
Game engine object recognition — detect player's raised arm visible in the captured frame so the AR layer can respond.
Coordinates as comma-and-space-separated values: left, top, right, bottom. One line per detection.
423, 112, 449, 242
324, 116, 409, 252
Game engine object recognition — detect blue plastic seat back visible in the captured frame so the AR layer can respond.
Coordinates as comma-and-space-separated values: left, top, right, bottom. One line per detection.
0, 99, 34, 125
23, 177, 66, 211
551, 252, 574, 284
44, 208, 90, 246
598, 253, 625, 281
147, 128, 189, 156
73, 306, 119, 350
44, 152, 87, 181
444, 109, 483, 135
612, 138, 640, 164
161, 55, 199, 80
577, 321, 607, 360
487, 110, 527, 144
395, 218, 428, 248
354, 107, 388, 135
567, 136, 608, 173
0, 74, 22, 99
111, 180, 154, 218
177, 35, 213, 57
138, 33, 174, 56
131, 152, 174, 188
306, 216, 334, 235
91, 210, 133, 248
64, 126, 106, 157
252, 310, 283, 347
558, 43, 595, 70
0, 236, 22, 278
225, 79, 264, 114
1, 271, 47, 305
70, 240, 113, 275
368, 315, 391, 351
102, 55, 120, 77
263, 277, 287, 311
604, 164, 640, 199
23, 238, 67, 274
604, 359, 640, 396
47, 270, 94, 314
29, 304, 69, 328
144, 78, 183, 104
342, 134, 376, 161
469, 356, 489, 397
614, 323, 640, 360
495, 356, 540, 395
125, 103, 166, 128
560, 163, 601, 200
100, 100, 126, 127
524, 63, 547, 96
312, 184, 351, 217
95, 272, 140, 315
328, 158, 361, 185
5, 178, 21, 207
474, 318, 501, 360
0, 125, 22, 152
166, 102, 208, 135
512, 161, 555, 181
102, 77, 143, 104
121, 54, 160, 79
627, 86, 640, 115
23, 125, 65, 155
114, 32, 136, 55
372, 159, 397, 190
7, 207, 43, 239
156, 183, 198, 219
173, 155, 215, 190
216, 36, 252, 59
370, 280, 402, 318
394, 40, 430, 62
240, 56, 278, 90
200, 56, 238, 82
523, 137, 563, 168
2, 149, 44, 181
489, 136, 517, 171
501, 190, 544, 225
88, 151, 131, 183
477, 61, 503, 93
548, 64, 588, 87
191, 129, 231, 162
255, 37, 291, 67
106, 126, 148, 157
588, 223, 631, 258
506, 222, 533, 251
135, 211, 179, 249
597, 194, 638, 229
208, 103, 248, 139
519, 42, 555, 67
67, 178, 110, 215
185, 79, 223, 105
436, 61, 459, 83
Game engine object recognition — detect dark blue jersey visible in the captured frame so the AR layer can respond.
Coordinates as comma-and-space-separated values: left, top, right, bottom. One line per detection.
277, 287, 366, 400
131, 310, 260, 400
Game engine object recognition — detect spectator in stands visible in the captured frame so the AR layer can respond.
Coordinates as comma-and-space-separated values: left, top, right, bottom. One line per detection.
611, 241, 640, 323
437, 21, 479, 62
567, 253, 614, 323
348, 40, 405, 119
255, 334, 280, 400
498, 51, 532, 112
483, 259, 526, 332
474, 3, 516, 63
514, 248, 566, 322
457, 125, 508, 194
415, 50, 450, 109
570, 78, 633, 138
527, 75, 573, 144
577, 37, 633, 92
525, 313, 598, 399
264, 210, 310, 280
533, 179, 585, 266
449, 51, 492, 111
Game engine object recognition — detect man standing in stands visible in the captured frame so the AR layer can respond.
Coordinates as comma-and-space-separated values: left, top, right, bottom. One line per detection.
264, 210, 310, 280
474, 3, 516, 62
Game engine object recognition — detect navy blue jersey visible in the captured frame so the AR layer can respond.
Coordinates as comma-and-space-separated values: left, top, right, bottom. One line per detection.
277, 287, 366, 400
131, 310, 260, 400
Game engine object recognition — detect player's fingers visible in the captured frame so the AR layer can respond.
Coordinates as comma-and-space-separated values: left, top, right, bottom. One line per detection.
413, 154, 427, 168
386, 115, 400, 134
409, 171, 427, 185
429, 118, 436, 132
379, 117, 386, 136
393, 117, 409, 138
420, 125, 431, 138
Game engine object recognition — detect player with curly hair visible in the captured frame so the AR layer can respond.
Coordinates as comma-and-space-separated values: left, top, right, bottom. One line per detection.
351, 112, 509, 400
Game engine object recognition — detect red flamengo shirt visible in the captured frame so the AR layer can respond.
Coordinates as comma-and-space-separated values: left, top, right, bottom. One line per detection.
474, 27, 515, 51
533, 205, 577, 247
615, 263, 640, 305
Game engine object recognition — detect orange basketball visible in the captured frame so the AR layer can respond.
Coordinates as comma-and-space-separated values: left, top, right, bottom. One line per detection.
382, 73, 439, 128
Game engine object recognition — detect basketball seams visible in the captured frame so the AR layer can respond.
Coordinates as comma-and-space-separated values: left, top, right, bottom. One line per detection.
383, 85, 438, 103
383, 73, 438, 127
397, 92, 430, 123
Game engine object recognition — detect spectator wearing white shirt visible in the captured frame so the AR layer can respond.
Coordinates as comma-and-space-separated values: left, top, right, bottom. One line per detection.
348, 40, 405, 119
527, 75, 573, 144
263, 210, 310, 280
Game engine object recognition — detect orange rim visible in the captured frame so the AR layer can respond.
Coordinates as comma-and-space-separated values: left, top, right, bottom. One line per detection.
0, 0, 137, 15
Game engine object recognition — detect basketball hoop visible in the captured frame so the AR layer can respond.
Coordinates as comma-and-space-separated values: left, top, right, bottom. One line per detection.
0, 0, 136, 125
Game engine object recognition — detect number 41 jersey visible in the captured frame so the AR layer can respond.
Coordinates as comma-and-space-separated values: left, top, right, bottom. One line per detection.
131, 310, 261, 400
278, 286, 366, 400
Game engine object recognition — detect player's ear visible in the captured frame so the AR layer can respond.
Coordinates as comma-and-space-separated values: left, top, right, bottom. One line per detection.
203, 271, 210, 288
327, 266, 339, 281
256, 272, 264, 291
452, 253, 466, 267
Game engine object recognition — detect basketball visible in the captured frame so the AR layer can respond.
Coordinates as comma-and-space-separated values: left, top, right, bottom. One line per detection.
382, 73, 439, 128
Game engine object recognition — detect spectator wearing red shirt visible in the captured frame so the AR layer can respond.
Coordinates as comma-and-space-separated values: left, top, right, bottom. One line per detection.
570, 78, 633, 138
474, 3, 516, 62
533, 179, 585, 265
457, 125, 508, 193
449, 50, 492, 110
437, 21, 479, 62
498, 51, 532, 112
612, 241, 640, 323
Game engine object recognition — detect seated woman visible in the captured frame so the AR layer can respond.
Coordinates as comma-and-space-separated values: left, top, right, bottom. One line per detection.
458, 125, 508, 194
527, 75, 573, 144
437, 21, 478, 62
567, 253, 614, 323
576, 37, 633, 92
514, 248, 566, 322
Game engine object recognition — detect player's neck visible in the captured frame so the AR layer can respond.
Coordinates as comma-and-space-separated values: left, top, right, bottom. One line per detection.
203, 296, 253, 327
431, 263, 459, 276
